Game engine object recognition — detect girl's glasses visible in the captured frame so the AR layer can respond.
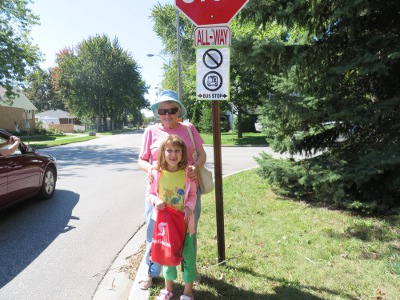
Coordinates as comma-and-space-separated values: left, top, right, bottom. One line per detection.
158, 108, 179, 115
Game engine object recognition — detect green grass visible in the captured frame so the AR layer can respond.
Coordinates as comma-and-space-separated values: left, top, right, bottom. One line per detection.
150, 169, 400, 300
21, 133, 98, 148
20, 129, 137, 148
201, 132, 268, 146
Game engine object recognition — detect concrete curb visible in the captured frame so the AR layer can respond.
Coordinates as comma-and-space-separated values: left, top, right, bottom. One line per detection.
128, 249, 151, 300
92, 224, 147, 300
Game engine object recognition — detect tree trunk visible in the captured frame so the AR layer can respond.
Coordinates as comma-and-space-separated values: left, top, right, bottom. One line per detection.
102, 115, 108, 132
97, 96, 102, 132
237, 110, 243, 138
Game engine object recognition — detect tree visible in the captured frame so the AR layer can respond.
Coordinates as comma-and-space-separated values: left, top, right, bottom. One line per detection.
150, 4, 198, 119
56, 35, 148, 131
24, 68, 65, 111
239, 0, 400, 213
0, 0, 41, 98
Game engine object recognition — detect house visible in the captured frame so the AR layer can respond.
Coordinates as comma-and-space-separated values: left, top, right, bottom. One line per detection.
0, 87, 37, 133
35, 109, 85, 133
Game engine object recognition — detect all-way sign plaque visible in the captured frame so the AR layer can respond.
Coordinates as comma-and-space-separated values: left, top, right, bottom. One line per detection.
194, 26, 231, 46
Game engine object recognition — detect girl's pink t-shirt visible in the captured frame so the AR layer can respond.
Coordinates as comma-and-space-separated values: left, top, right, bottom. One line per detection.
139, 122, 204, 166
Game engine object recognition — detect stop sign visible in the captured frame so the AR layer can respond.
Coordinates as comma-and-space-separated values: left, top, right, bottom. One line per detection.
175, 0, 249, 26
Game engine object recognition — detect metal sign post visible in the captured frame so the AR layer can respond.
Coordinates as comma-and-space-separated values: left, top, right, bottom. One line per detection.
212, 100, 225, 262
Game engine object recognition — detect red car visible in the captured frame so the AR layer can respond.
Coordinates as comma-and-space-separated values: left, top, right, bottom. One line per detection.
0, 129, 57, 210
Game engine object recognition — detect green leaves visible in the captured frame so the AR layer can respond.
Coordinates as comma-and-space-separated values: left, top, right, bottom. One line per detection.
0, 0, 41, 92
56, 35, 148, 130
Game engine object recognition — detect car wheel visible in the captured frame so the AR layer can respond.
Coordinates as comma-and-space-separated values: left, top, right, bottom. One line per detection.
39, 166, 56, 199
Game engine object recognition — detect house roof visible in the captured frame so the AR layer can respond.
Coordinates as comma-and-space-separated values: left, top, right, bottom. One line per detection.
0, 87, 37, 110
36, 109, 76, 119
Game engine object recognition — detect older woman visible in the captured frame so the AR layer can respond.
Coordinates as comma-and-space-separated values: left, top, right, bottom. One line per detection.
138, 90, 206, 290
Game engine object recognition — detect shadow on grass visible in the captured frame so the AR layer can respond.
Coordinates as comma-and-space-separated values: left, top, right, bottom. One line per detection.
151, 272, 357, 300
323, 216, 400, 244
195, 272, 359, 300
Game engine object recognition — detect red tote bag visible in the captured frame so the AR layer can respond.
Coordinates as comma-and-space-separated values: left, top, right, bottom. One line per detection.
151, 206, 186, 266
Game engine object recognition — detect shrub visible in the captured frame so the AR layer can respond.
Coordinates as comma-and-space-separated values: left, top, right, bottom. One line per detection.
255, 152, 400, 214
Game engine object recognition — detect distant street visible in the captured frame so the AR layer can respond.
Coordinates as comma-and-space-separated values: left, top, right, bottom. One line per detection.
0, 130, 271, 299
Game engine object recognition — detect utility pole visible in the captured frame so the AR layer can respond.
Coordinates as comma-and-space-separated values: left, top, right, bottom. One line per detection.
176, 9, 183, 102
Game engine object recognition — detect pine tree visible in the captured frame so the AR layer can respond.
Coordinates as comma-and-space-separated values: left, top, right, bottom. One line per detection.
240, 0, 400, 213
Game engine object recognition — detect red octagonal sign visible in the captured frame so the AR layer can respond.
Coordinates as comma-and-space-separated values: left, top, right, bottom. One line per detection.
176, 0, 249, 26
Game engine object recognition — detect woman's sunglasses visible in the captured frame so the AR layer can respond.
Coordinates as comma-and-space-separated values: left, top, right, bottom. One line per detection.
158, 108, 179, 115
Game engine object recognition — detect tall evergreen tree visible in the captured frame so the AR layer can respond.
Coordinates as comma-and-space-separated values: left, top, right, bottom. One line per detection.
239, 0, 400, 212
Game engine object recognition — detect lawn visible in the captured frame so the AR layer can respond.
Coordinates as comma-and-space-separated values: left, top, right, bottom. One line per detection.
22, 133, 97, 148
20, 129, 136, 148
201, 132, 268, 146
150, 169, 400, 300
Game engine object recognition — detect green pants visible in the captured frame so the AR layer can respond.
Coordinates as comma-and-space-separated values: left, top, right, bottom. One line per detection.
163, 234, 196, 283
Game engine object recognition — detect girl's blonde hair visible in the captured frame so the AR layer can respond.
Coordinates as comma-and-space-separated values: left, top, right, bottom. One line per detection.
157, 135, 188, 170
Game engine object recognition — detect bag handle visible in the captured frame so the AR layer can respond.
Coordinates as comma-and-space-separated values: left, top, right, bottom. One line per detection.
186, 125, 198, 160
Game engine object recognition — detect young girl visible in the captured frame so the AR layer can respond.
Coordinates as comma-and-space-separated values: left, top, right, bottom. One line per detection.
147, 135, 197, 300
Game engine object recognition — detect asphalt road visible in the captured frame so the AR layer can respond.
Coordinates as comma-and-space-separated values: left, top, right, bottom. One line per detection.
0, 131, 271, 300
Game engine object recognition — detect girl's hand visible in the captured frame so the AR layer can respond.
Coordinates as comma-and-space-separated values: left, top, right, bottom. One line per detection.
183, 206, 192, 222
188, 164, 198, 180
154, 198, 166, 210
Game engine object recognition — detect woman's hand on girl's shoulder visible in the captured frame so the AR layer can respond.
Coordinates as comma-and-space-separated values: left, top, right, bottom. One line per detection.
188, 165, 198, 180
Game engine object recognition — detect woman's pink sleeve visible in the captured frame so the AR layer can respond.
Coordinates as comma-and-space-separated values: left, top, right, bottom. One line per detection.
139, 128, 152, 161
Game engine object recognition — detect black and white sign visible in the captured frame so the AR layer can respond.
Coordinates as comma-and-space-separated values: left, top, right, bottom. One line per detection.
196, 47, 230, 100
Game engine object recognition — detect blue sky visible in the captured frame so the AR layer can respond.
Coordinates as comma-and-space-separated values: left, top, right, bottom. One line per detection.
28, 0, 173, 109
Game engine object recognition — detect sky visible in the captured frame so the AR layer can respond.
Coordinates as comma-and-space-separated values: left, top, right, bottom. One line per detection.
27, 0, 174, 114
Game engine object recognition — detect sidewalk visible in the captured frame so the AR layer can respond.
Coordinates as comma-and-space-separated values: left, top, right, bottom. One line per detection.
92, 224, 149, 300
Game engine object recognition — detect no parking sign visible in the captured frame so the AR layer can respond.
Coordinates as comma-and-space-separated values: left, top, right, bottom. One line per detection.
196, 47, 230, 100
